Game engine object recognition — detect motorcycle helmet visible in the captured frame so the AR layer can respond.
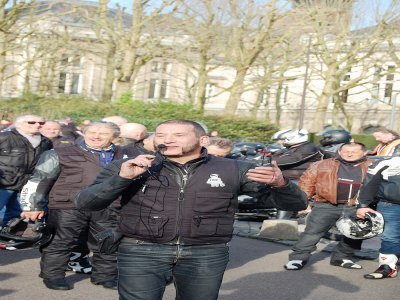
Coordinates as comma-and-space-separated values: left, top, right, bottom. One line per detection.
0, 218, 53, 250
272, 129, 293, 141
336, 212, 384, 240
319, 129, 351, 147
282, 129, 309, 147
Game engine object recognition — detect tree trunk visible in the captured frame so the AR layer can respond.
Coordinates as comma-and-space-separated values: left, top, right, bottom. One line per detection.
101, 45, 117, 102
312, 66, 339, 131
195, 64, 207, 112
224, 68, 248, 115
274, 82, 283, 125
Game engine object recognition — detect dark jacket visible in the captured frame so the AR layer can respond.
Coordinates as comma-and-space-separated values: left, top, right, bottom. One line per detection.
75, 149, 307, 245
19, 144, 125, 211
0, 129, 52, 190
272, 142, 323, 180
357, 157, 400, 207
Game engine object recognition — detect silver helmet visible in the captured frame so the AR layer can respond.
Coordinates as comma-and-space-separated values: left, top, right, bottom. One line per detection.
336, 212, 384, 240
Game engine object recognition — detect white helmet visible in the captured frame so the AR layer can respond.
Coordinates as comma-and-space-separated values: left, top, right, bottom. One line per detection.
282, 129, 309, 147
336, 212, 384, 240
272, 129, 292, 140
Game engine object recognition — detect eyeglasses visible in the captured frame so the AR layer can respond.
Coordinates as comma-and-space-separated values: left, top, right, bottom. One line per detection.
26, 121, 45, 125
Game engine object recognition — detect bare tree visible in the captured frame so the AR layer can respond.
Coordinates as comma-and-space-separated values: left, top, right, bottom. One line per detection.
170, 0, 228, 111
0, 0, 36, 93
292, 1, 391, 131
221, 0, 292, 115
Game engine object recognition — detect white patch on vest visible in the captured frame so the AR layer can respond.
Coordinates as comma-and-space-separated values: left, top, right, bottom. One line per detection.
123, 154, 128, 159
206, 174, 225, 187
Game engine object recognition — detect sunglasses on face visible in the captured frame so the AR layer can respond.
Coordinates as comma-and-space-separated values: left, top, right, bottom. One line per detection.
26, 121, 45, 125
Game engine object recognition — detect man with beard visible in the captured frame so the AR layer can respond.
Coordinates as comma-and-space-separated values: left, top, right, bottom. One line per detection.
75, 119, 307, 300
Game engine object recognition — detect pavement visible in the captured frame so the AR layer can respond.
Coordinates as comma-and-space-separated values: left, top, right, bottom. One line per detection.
0, 217, 394, 300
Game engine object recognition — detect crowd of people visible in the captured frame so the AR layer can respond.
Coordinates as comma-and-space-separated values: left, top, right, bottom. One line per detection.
0, 114, 399, 299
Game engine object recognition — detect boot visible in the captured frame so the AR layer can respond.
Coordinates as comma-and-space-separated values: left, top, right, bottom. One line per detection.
364, 253, 398, 279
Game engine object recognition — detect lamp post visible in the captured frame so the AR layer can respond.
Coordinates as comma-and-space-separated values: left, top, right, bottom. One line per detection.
299, 35, 312, 129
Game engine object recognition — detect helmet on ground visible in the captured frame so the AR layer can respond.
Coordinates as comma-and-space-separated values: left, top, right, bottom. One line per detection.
336, 212, 384, 240
319, 129, 351, 147
282, 129, 309, 147
0, 218, 53, 250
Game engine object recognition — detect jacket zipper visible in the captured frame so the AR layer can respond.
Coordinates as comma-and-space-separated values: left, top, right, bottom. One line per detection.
175, 168, 189, 245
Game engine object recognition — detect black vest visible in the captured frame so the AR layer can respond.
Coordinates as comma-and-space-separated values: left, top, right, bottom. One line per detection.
48, 145, 124, 209
119, 156, 240, 245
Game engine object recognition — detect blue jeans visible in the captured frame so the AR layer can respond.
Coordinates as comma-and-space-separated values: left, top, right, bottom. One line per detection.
118, 238, 229, 300
377, 201, 400, 255
0, 189, 21, 225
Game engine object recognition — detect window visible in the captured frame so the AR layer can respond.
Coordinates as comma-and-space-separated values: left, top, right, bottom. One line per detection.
71, 74, 81, 94
148, 79, 159, 98
384, 66, 395, 104
71, 56, 81, 67
371, 67, 381, 101
205, 83, 215, 99
279, 85, 288, 104
160, 79, 170, 99
151, 62, 161, 73
58, 54, 83, 94
162, 63, 172, 74
58, 72, 67, 93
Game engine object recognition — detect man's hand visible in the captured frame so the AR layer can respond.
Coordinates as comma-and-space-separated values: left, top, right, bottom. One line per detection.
20, 211, 45, 221
246, 161, 287, 187
356, 207, 377, 219
119, 155, 156, 179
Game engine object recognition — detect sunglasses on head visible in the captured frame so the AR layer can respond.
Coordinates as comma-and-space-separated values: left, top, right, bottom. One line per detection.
26, 121, 45, 125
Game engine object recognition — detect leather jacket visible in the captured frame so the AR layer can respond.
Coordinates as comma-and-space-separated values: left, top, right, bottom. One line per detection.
0, 129, 52, 190
299, 158, 371, 205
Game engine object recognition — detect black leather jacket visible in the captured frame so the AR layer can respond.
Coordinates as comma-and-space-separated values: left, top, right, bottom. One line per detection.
0, 129, 52, 190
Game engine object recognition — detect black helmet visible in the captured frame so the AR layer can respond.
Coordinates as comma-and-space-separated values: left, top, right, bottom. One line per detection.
0, 218, 53, 250
319, 129, 351, 147
336, 212, 384, 240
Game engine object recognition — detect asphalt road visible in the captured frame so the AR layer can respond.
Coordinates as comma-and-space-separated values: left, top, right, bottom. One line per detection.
1, 225, 399, 299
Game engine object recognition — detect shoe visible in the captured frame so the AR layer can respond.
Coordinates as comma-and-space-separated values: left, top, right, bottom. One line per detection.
330, 259, 362, 269
284, 260, 306, 270
67, 252, 92, 274
93, 279, 118, 290
43, 278, 71, 290
364, 264, 398, 279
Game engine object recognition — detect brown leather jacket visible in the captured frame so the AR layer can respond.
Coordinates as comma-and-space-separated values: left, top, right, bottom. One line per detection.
298, 158, 372, 205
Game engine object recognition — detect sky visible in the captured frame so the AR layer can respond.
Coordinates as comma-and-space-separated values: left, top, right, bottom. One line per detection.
95, 0, 397, 29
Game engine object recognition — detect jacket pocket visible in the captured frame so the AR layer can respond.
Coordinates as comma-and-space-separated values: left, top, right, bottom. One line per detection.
191, 215, 233, 237
193, 192, 234, 213
119, 213, 169, 238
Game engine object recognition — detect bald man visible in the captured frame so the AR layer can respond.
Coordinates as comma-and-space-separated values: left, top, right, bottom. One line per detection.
119, 123, 148, 146
101, 116, 128, 128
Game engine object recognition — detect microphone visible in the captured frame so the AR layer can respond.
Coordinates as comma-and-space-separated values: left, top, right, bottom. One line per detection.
156, 144, 166, 151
